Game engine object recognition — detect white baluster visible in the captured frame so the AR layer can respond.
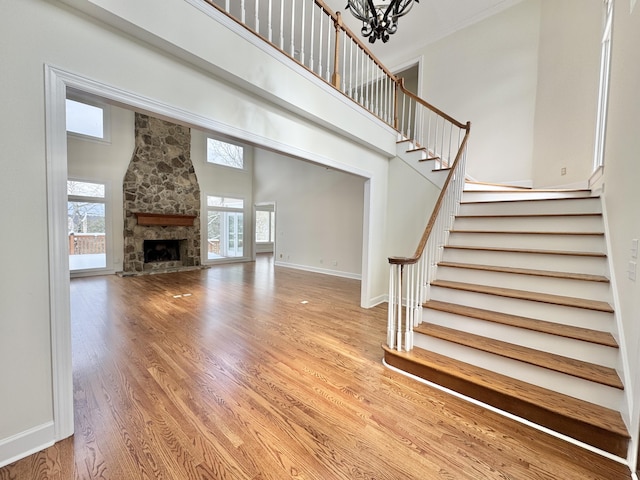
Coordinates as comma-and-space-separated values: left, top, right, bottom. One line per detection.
300, 1, 305, 65
318, 14, 323, 78
267, 0, 273, 42
396, 266, 403, 351
254, 0, 259, 33
387, 266, 395, 349
290, 0, 295, 57
325, 15, 332, 82
225, 0, 229, 13
309, 4, 315, 72
279, 0, 284, 50
241, 0, 246, 24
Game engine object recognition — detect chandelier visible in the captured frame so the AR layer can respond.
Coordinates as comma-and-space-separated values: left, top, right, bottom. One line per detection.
345, 0, 419, 44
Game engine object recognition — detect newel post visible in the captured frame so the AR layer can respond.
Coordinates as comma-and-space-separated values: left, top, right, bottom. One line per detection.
332, 12, 342, 89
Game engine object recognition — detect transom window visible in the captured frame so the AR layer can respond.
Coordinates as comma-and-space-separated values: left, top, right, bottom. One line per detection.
206, 138, 244, 169
66, 98, 109, 140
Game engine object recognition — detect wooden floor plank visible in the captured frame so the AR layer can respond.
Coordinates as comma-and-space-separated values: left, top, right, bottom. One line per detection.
0, 256, 631, 479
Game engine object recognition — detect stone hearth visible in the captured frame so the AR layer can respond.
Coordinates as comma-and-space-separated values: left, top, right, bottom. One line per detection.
122, 114, 201, 274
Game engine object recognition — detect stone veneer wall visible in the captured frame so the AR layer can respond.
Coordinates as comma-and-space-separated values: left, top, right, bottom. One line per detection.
123, 114, 201, 273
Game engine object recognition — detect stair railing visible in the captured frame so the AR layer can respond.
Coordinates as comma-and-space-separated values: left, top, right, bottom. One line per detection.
388, 125, 470, 352
199, 0, 471, 351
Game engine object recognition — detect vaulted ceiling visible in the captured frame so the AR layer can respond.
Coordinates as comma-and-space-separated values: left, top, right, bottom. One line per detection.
322, 0, 524, 65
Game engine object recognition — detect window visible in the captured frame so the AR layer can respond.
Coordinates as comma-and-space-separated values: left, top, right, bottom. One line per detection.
68, 180, 107, 271
255, 210, 275, 243
66, 98, 109, 140
593, 0, 613, 171
207, 195, 245, 259
207, 138, 244, 169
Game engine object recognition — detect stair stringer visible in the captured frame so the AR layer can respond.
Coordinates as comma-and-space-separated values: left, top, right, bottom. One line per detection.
395, 141, 449, 189
600, 195, 634, 432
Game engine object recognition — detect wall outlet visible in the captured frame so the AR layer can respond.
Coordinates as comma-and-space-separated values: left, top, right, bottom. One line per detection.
632, 239, 638, 259
332, 260, 338, 266
561, 167, 567, 176
629, 261, 637, 281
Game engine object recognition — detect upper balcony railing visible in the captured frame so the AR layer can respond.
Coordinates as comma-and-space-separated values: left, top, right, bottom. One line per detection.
203, 0, 471, 353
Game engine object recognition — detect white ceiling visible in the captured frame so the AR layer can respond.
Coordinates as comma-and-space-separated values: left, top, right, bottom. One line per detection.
322, 0, 524, 66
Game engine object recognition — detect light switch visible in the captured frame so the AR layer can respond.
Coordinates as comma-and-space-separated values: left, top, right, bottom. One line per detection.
632, 239, 639, 259
629, 261, 637, 281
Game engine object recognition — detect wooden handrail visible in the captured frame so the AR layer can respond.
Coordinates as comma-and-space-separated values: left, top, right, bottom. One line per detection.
388, 122, 471, 266
397, 83, 469, 130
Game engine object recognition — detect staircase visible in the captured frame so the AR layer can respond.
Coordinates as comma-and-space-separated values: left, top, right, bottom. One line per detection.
384, 183, 630, 458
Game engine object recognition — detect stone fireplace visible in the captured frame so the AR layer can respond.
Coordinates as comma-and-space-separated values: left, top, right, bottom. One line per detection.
122, 114, 201, 274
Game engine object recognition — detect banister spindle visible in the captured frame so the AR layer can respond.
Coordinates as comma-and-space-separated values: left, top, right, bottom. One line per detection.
241, 0, 246, 24
254, 0, 259, 34
267, 0, 273, 42
279, 0, 284, 50
300, 0, 306, 64
318, 13, 324, 78
290, 0, 295, 57
325, 13, 331, 82
309, 4, 315, 72
332, 12, 342, 89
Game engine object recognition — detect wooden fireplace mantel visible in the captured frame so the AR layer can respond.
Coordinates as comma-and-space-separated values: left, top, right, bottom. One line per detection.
134, 212, 196, 227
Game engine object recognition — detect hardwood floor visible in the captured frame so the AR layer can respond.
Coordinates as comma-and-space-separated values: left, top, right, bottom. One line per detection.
0, 255, 631, 479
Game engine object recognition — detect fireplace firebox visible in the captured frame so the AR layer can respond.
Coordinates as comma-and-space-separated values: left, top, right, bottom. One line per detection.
144, 240, 182, 263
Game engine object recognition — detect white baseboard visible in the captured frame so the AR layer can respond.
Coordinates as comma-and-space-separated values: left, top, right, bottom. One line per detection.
365, 294, 388, 308
274, 261, 361, 280
0, 422, 55, 468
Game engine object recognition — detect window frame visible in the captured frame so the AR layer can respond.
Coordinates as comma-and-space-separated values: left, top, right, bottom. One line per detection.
205, 136, 247, 171
67, 178, 111, 274
65, 92, 111, 144
205, 194, 248, 262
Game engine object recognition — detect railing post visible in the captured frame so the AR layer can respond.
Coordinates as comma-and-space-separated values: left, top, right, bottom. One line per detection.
332, 12, 342, 89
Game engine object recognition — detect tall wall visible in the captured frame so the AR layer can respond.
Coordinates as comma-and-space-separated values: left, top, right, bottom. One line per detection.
531, 0, 602, 187
383, 0, 542, 185
0, 0, 394, 466
602, 1, 640, 469
253, 150, 365, 278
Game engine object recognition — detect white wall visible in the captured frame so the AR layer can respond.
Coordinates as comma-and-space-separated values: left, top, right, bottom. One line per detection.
0, 0, 394, 465
601, 1, 640, 469
254, 151, 365, 278
531, 0, 601, 187
384, 0, 541, 185
385, 158, 441, 260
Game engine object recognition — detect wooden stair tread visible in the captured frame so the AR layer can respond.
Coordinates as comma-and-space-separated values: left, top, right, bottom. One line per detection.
444, 245, 606, 257
414, 323, 623, 389
456, 212, 601, 218
450, 230, 604, 236
424, 300, 618, 347
430, 280, 614, 312
461, 196, 596, 205
382, 345, 630, 456
437, 261, 610, 283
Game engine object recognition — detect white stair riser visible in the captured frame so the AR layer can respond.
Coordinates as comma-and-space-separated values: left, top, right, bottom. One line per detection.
413, 334, 624, 411
423, 309, 618, 367
428, 286, 614, 331
462, 191, 592, 202
453, 215, 603, 233
441, 248, 609, 276
447, 232, 605, 253
435, 266, 611, 302
459, 198, 601, 216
